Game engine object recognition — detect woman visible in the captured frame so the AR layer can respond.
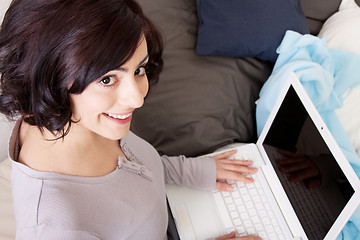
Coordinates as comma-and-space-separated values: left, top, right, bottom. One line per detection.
0, 0, 260, 239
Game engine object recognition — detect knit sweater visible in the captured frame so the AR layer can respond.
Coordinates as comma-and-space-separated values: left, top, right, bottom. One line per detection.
9, 120, 216, 239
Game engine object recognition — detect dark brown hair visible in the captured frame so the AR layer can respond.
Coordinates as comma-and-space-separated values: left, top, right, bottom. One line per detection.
0, 0, 163, 136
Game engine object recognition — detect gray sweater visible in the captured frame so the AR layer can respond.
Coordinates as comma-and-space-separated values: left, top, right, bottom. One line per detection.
9, 120, 216, 239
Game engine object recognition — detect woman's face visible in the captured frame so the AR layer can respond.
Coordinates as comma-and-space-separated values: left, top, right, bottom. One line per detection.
70, 37, 149, 140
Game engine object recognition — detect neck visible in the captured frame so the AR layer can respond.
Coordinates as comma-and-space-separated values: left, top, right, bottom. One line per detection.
19, 120, 124, 177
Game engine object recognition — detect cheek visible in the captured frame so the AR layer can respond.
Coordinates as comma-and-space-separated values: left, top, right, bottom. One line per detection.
140, 78, 150, 97
70, 92, 110, 119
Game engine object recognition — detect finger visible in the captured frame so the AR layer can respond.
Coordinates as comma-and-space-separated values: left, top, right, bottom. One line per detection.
216, 181, 234, 192
218, 164, 258, 175
215, 231, 261, 240
219, 159, 255, 166
218, 170, 255, 183
236, 236, 262, 240
213, 149, 237, 160
215, 231, 236, 240
217, 165, 258, 180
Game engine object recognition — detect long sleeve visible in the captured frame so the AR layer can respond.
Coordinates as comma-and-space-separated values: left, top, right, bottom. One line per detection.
16, 226, 100, 240
161, 155, 216, 191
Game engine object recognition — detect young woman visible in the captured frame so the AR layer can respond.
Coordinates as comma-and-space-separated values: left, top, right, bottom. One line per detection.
0, 0, 260, 239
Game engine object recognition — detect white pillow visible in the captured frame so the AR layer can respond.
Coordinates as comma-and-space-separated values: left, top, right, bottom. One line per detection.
318, 0, 360, 54
318, 0, 360, 158
335, 87, 360, 158
0, 0, 12, 22
0, 116, 14, 161
0, 0, 15, 161
0, 158, 15, 240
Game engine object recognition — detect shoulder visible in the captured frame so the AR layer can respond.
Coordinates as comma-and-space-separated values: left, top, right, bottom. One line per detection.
16, 121, 66, 172
122, 131, 148, 145
122, 131, 161, 163
18, 121, 48, 158
122, 131, 157, 153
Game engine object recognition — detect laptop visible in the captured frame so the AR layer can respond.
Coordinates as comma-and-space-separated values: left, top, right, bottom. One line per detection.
166, 72, 360, 240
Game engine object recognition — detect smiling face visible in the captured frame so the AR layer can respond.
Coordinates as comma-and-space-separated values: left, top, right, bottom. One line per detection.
69, 37, 149, 140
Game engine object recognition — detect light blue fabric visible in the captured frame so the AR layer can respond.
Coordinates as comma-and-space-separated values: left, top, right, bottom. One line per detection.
256, 30, 360, 239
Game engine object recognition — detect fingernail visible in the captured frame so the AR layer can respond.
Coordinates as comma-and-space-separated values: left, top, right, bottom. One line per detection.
226, 186, 233, 191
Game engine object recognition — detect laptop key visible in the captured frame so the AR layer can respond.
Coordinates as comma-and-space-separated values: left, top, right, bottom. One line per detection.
213, 192, 233, 229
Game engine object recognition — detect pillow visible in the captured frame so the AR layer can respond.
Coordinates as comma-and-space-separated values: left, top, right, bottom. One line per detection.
0, 0, 14, 162
0, 158, 15, 240
318, 0, 360, 54
300, 0, 341, 35
335, 86, 360, 158
318, 0, 360, 158
0, 0, 12, 22
132, 0, 273, 157
0, 116, 14, 161
195, 0, 309, 62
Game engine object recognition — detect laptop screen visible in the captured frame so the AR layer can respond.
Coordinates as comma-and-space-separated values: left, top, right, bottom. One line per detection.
263, 85, 354, 240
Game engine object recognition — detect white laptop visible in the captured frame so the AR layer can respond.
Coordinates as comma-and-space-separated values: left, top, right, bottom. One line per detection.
166, 72, 360, 240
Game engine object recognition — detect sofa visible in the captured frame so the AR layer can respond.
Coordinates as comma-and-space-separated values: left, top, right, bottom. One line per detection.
1, 0, 360, 239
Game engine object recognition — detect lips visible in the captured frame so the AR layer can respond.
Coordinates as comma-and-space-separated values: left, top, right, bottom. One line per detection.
104, 112, 133, 124
106, 113, 132, 120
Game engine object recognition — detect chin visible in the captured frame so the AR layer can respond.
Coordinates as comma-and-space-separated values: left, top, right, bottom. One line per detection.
102, 129, 130, 141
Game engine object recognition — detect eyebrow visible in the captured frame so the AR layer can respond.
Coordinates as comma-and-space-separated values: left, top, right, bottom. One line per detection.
117, 55, 149, 73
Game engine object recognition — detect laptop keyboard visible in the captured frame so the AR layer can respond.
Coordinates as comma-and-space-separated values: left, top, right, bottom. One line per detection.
212, 173, 286, 240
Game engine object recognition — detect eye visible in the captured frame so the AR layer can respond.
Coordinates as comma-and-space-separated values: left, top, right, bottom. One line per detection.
135, 66, 146, 76
99, 76, 116, 86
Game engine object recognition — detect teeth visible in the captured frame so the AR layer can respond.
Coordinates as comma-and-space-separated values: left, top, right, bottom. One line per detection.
107, 113, 132, 119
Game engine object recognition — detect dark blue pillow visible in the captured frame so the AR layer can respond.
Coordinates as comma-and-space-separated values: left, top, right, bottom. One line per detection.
196, 0, 310, 62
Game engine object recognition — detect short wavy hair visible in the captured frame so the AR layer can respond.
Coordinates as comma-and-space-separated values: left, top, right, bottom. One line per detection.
0, 0, 163, 137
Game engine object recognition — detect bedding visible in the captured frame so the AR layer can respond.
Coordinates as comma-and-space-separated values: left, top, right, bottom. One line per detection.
318, 0, 360, 159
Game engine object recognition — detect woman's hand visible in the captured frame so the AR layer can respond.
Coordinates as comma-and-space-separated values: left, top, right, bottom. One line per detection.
216, 231, 261, 240
213, 149, 258, 192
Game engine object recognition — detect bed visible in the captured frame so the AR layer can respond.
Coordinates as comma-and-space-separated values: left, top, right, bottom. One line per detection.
1, 0, 360, 239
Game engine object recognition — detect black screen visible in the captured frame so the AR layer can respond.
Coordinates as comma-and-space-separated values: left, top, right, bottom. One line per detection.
263, 86, 354, 240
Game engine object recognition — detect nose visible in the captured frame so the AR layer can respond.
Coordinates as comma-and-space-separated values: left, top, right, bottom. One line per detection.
117, 75, 148, 108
